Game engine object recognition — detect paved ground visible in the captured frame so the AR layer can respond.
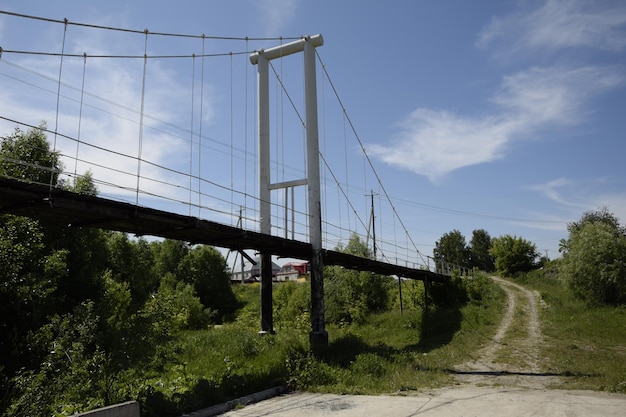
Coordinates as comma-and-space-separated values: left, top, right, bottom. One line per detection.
214, 277, 626, 416
220, 388, 626, 417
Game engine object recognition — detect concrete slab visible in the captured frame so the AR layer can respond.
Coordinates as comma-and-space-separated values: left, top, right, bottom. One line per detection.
219, 388, 626, 417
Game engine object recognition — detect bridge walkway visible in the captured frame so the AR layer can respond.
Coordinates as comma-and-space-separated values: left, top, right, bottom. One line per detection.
0, 177, 448, 282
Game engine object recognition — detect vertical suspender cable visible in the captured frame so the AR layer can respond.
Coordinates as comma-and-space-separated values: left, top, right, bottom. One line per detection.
253, 47, 258, 227
74, 52, 87, 178
230, 51, 234, 224
136, 29, 149, 206
189, 54, 196, 215
279, 38, 285, 186
50, 18, 68, 194
197, 34, 206, 217
377, 185, 383, 259
244, 37, 249, 229
278, 37, 286, 236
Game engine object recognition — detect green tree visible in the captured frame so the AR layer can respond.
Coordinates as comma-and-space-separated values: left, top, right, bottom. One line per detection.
177, 245, 239, 323
561, 210, 626, 304
273, 282, 311, 330
0, 215, 62, 373
151, 239, 190, 278
0, 127, 183, 414
469, 229, 495, 271
324, 234, 393, 324
8, 301, 104, 416
144, 273, 210, 331
433, 230, 470, 269
105, 233, 158, 305
0, 124, 62, 185
72, 169, 98, 195
0, 126, 107, 409
560, 207, 625, 253
490, 234, 538, 276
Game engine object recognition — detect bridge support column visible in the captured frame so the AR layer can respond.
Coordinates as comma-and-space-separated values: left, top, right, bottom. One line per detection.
304, 37, 328, 350
250, 35, 326, 346
259, 252, 274, 334
256, 52, 274, 336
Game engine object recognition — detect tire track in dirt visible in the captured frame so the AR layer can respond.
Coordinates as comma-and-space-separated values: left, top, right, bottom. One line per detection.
452, 276, 557, 389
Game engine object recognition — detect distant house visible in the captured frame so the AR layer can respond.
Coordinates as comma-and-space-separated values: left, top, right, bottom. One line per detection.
231, 256, 281, 283
276, 262, 309, 282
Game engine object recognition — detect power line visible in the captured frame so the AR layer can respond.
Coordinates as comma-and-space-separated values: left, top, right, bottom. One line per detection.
392, 196, 567, 224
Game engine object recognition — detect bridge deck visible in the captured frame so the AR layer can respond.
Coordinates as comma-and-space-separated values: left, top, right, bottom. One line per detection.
0, 177, 447, 282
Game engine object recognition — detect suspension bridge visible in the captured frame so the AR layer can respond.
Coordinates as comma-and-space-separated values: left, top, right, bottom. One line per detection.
0, 11, 454, 347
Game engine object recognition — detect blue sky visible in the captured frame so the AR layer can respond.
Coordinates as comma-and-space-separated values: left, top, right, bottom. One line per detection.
1, 0, 625, 265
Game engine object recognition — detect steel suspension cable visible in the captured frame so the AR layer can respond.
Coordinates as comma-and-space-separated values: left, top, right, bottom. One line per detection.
0, 10, 300, 42
74, 53, 87, 178
136, 29, 149, 206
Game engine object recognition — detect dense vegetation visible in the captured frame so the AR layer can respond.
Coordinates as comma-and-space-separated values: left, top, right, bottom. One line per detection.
0, 127, 241, 415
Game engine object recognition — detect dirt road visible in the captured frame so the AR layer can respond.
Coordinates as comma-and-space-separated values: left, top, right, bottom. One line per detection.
452, 276, 559, 389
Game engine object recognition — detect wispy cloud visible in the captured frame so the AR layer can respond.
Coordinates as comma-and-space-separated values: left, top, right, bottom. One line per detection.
370, 64, 624, 182
369, 110, 512, 183
371, 0, 626, 182
493, 65, 625, 126
526, 177, 583, 208
255, 0, 296, 37
527, 177, 626, 226
477, 0, 626, 54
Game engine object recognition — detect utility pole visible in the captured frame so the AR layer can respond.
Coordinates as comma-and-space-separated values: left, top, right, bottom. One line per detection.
366, 190, 377, 259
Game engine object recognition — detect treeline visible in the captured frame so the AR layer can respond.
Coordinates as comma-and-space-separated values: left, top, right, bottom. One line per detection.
433, 228, 544, 276
432, 210, 626, 305
1, 126, 240, 415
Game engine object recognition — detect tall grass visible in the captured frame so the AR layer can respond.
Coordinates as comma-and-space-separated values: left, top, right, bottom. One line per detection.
518, 265, 626, 393
144, 273, 506, 415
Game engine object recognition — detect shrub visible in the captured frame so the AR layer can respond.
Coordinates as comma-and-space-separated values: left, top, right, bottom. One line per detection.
285, 348, 336, 390
561, 220, 626, 305
490, 235, 538, 276
273, 282, 310, 330
350, 353, 386, 377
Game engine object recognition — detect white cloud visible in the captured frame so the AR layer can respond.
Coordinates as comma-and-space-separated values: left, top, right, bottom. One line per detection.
526, 177, 584, 208
527, 177, 626, 224
369, 110, 513, 182
477, 0, 626, 54
370, 65, 625, 182
255, 0, 296, 36
493, 65, 626, 126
